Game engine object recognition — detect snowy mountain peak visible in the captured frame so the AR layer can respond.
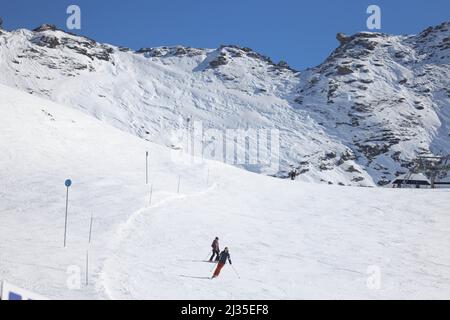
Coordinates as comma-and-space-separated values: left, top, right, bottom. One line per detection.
33, 23, 58, 32
136, 45, 206, 58
0, 22, 449, 186
213, 44, 297, 71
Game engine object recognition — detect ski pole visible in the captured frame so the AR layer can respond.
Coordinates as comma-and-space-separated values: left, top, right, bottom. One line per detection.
205, 252, 213, 261
231, 264, 241, 279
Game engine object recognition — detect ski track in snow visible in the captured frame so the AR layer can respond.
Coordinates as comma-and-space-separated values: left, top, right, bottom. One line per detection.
99, 184, 218, 299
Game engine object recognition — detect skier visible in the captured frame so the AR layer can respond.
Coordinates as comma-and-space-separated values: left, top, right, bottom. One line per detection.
289, 168, 298, 180
211, 247, 232, 279
209, 237, 220, 262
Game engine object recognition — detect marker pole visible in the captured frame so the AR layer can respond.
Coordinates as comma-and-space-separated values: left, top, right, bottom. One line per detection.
86, 250, 89, 286
88, 213, 94, 244
145, 151, 149, 184
149, 183, 153, 206
64, 186, 69, 247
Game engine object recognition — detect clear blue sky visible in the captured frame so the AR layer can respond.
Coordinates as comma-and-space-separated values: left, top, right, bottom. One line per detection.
1, 0, 449, 70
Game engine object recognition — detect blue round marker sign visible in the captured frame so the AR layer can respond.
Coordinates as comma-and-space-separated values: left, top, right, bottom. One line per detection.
65, 179, 72, 187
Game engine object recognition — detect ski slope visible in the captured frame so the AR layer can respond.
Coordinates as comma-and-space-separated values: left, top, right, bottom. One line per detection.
1, 84, 450, 299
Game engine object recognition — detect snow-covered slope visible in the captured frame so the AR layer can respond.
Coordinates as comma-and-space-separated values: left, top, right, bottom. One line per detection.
1, 84, 449, 299
1, 22, 448, 186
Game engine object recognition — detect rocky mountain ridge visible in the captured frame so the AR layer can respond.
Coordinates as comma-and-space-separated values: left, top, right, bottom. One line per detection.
0, 22, 449, 186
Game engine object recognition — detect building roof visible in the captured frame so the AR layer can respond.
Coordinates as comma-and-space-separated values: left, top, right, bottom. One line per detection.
392, 173, 431, 184
436, 175, 450, 184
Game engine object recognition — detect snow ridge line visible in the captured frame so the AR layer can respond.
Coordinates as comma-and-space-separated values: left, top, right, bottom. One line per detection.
97, 182, 218, 299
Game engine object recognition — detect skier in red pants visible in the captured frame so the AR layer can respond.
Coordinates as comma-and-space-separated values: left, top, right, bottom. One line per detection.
212, 247, 232, 279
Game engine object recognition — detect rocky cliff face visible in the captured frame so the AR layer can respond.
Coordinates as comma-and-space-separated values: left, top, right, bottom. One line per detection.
294, 22, 450, 185
0, 22, 449, 186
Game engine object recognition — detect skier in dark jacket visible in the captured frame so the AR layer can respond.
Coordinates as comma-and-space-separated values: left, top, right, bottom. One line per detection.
289, 168, 298, 180
209, 237, 220, 262
212, 247, 232, 279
